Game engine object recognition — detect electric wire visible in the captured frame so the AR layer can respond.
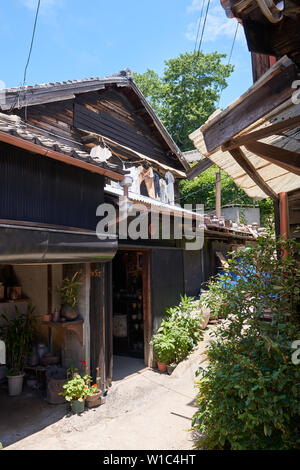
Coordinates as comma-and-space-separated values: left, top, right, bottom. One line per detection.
9, 0, 41, 113
217, 21, 239, 108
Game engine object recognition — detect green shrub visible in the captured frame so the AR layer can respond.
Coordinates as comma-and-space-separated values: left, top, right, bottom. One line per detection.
150, 333, 175, 364
163, 295, 204, 346
151, 295, 204, 365
192, 237, 300, 450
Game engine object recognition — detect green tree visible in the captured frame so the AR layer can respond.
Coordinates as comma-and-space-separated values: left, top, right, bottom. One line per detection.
179, 164, 274, 227
134, 51, 233, 151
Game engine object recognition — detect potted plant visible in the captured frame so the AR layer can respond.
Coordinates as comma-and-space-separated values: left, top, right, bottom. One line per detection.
167, 362, 177, 375
0, 304, 36, 396
85, 367, 102, 409
150, 333, 175, 372
60, 369, 88, 414
59, 272, 81, 321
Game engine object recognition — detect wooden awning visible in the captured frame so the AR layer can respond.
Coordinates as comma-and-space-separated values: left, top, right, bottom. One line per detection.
189, 56, 300, 200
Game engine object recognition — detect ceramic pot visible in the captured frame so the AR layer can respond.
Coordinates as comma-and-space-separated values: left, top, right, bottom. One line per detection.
27, 347, 39, 367
167, 364, 177, 375
46, 367, 67, 404
157, 362, 167, 372
60, 304, 78, 321
199, 308, 211, 330
71, 398, 85, 414
86, 391, 102, 408
37, 343, 48, 361
7, 373, 25, 396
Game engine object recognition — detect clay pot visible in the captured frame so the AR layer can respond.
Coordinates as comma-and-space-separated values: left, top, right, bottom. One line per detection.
157, 362, 167, 372
43, 314, 52, 322
60, 304, 78, 321
86, 391, 102, 408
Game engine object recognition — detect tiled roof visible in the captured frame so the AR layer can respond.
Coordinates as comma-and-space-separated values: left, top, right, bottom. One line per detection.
0, 112, 124, 173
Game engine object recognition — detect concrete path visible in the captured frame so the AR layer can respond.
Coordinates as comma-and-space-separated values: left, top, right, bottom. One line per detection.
6, 327, 214, 450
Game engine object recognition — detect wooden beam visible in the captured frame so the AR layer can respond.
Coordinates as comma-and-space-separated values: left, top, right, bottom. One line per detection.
229, 147, 279, 201
0, 130, 125, 181
187, 157, 214, 179
222, 115, 300, 151
215, 171, 221, 218
202, 60, 298, 153
245, 141, 300, 176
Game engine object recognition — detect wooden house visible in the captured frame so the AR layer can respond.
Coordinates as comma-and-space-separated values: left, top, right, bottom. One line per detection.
0, 70, 255, 391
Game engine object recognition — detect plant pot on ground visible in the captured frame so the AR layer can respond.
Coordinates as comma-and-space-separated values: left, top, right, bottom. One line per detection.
0, 303, 36, 396
60, 366, 91, 414
167, 363, 177, 375
86, 390, 102, 408
46, 366, 68, 404
150, 333, 175, 373
58, 272, 81, 321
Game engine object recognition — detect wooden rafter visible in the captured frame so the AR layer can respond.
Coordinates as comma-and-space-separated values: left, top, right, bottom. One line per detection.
201, 58, 297, 153
222, 115, 300, 151
229, 147, 279, 201
187, 157, 214, 179
245, 141, 300, 176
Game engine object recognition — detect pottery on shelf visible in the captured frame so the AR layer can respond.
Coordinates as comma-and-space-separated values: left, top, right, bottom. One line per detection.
60, 304, 78, 321
37, 343, 48, 361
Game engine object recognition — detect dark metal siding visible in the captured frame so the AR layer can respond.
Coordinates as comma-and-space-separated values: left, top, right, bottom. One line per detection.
0, 142, 104, 231
150, 248, 184, 332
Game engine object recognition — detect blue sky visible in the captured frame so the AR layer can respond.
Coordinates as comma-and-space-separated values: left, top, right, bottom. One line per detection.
0, 0, 253, 109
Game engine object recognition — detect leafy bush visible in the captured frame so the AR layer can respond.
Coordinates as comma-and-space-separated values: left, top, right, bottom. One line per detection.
150, 333, 175, 364
151, 295, 204, 365
192, 237, 300, 450
163, 295, 204, 346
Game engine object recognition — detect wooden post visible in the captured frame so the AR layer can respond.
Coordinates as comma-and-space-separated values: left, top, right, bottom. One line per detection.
216, 171, 221, 218
279, 192, 288, 258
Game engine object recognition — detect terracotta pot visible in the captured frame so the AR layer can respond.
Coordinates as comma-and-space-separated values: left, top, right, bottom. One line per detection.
43, 314, 52, 322
86, 391, 102, 408
157, 361, 167, 372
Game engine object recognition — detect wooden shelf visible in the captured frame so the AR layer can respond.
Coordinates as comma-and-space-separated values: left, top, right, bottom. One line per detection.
0, 298, 29, 304
42, 319, 84, 346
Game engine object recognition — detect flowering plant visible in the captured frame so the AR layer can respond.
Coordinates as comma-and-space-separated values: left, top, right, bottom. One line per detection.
61, 372, 88, 402
60, 361, 97, 402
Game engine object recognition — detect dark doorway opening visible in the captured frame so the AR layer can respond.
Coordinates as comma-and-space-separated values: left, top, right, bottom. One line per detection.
112, 251, 145, 360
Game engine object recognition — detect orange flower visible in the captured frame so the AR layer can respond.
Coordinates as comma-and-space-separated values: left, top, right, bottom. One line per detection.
93, 384, 97, 388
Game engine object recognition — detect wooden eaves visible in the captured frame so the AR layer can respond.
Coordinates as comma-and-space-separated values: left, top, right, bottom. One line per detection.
0, 130, 126, 181
189, 55, 300, 201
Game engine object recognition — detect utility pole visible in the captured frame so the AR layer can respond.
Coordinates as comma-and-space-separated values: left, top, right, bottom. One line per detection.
216, 171, 221, 218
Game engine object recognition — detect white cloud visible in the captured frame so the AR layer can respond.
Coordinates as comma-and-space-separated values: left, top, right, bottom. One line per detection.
20, 0, 61, 13
187, 0, 205, 13
185, 5, 245, 43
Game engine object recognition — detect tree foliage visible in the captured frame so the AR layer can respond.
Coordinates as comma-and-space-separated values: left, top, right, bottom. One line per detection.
134, 51, 233, 151
179, 164, 274, 226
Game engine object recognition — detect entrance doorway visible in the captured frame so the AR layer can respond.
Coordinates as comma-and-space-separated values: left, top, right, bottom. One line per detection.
112, 249, 152, 371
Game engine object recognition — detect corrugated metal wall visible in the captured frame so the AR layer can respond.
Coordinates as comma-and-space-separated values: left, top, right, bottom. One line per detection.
0, 142, 104, 230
